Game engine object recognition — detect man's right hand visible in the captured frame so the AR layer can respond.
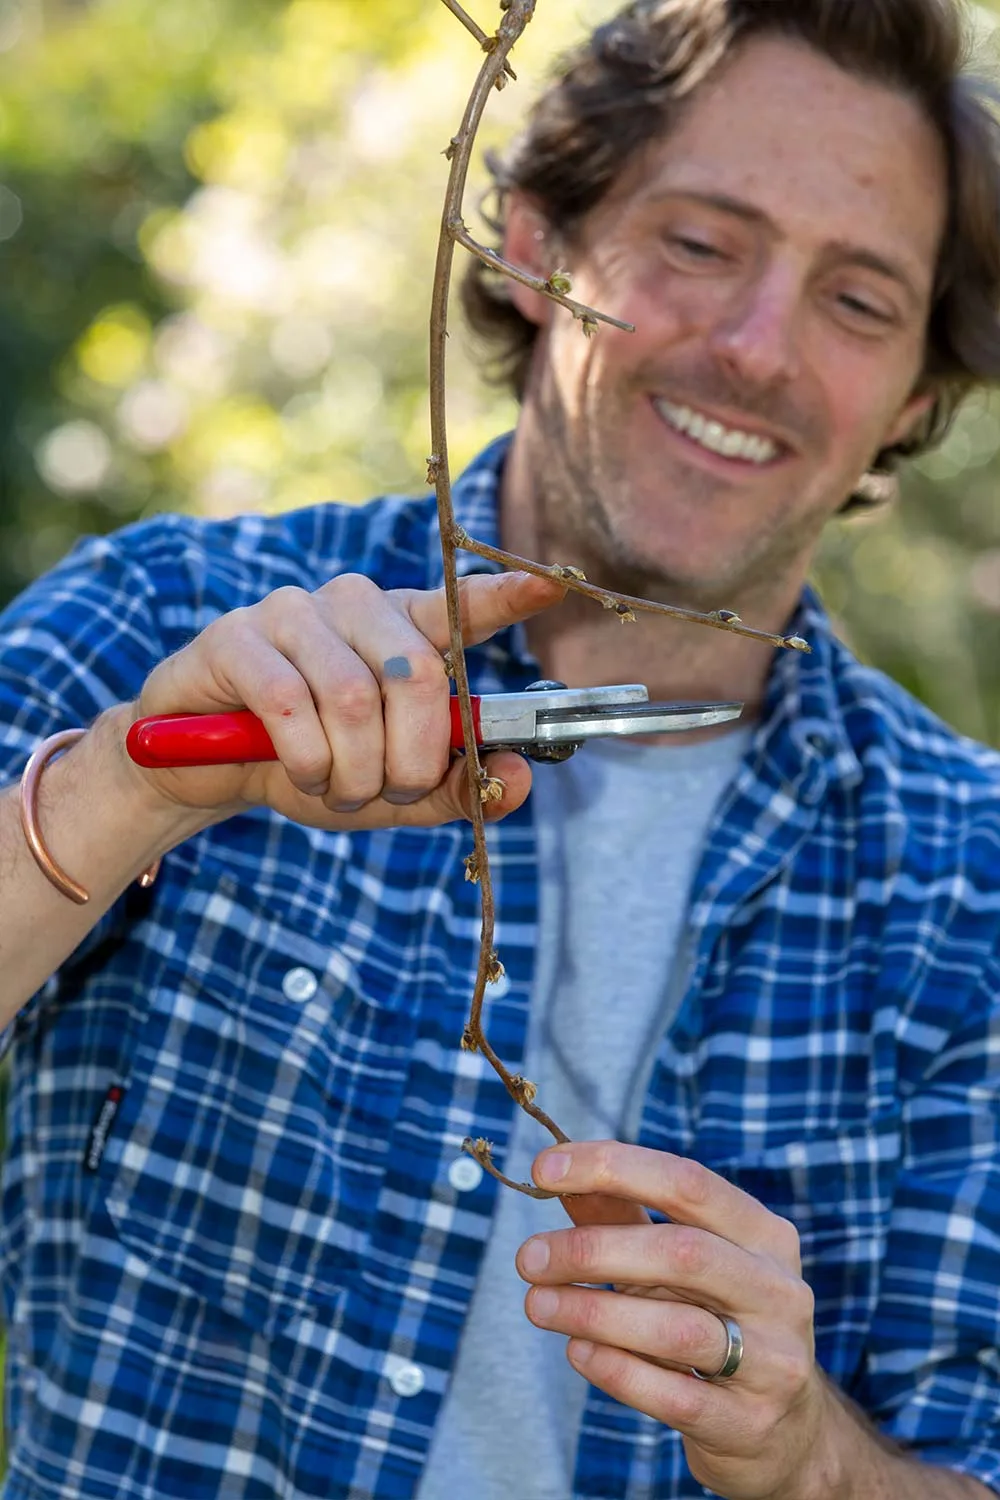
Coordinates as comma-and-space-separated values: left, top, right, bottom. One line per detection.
127, 569, 566, 833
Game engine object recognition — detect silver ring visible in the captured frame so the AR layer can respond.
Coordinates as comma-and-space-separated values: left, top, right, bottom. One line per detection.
690, 1313, 744, 1382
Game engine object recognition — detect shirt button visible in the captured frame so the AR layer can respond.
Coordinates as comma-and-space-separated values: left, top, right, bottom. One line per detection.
448, 1156, 484, 1193
389, 1362, 425, 1398
282, 966, 318, 1002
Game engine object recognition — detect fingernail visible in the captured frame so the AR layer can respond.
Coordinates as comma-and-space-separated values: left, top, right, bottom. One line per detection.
331, 798, 367, 813
536, 1150, 571, 1185
569, 1340, 594, 1367
530, 1288, 559, 1321
382, 789, 427, 806
520, 1238, 550, 1274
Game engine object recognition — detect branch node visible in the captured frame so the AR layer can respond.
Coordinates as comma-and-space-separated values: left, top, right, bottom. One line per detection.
711, 608, 742, 625
427, 453, 441, 484
615, 603, 637, 623
546, 267, 573, 297
451, 524, 471, 548
479, 774, 506, 804
463, 1135, 562, 1198
551, 563, 587, 583
785, 635, 812, 653
511, 1073, 538, 1106
443, 649, 456, 679
461, 1026, 480, 1053
579, 314, 599, 339
464, 850, 481, 883
486, 949, 505, 983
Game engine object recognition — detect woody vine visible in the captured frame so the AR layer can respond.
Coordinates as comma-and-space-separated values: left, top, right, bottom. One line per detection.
429, 0, 807, 1197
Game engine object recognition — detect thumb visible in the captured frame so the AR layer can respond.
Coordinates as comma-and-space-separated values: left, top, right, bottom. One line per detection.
406, 570, 567, 652
405, 749, 534, 827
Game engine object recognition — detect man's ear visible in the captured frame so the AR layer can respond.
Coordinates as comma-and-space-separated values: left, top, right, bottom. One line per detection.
502, 192, 559, 330
882, 385, 937, 451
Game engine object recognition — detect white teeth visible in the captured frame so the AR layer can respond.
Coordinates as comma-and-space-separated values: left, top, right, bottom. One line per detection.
656, 399, 779, 464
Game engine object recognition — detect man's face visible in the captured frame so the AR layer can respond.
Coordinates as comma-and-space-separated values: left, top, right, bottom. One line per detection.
504, 34, 948, 619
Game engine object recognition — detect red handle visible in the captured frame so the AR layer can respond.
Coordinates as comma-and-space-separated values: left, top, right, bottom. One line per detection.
126, 698, 483, 768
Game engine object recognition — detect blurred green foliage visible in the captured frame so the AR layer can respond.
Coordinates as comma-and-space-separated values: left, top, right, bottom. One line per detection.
0, 0, 998, 750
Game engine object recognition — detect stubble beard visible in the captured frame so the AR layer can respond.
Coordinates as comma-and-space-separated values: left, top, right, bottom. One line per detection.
529, 376, 794, 612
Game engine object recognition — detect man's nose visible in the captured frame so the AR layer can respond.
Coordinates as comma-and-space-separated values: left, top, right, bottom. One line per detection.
707, 266, 803, 389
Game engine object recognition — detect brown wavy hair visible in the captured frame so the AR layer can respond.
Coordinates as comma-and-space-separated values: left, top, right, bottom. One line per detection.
460, 0, 1000, 512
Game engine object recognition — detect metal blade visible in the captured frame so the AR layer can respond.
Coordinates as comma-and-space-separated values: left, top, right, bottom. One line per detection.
531, 700, 744, 744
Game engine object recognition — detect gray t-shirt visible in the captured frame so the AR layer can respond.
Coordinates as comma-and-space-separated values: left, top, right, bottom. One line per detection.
417, 727, 750, 1500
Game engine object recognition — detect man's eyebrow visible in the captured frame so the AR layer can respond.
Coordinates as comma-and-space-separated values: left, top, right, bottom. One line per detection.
823, 241, 925, 310
651, 189, 927, 309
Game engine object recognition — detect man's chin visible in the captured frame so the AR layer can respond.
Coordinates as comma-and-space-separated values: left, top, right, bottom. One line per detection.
591, 559, 737, 612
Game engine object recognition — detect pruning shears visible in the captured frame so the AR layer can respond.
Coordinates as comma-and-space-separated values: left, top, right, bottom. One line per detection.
125, 681, 743, 769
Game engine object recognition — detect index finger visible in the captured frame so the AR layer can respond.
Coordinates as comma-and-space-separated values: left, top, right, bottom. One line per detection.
403, 570, 566, 652
532, 1140, 792, 1260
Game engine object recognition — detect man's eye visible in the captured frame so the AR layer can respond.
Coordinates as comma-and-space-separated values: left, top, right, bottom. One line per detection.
668, 236, 726, 261
837, 293, 893, 324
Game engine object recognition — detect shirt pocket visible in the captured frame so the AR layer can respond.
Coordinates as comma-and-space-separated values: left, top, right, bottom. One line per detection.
97, 864, 418, 1340
712, 1115, 901, 1380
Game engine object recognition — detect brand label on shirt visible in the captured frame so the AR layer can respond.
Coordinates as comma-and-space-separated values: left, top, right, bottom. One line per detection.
83, 1083, 125, 1173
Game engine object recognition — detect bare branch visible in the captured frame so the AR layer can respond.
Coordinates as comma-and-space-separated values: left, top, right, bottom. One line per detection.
463, 1137, 565, 1199
431, 0, 573, 1191
451, 528, 813, 653
439, 0, 517, 84
451, 220, 636, 335
430, 0, 809, 1201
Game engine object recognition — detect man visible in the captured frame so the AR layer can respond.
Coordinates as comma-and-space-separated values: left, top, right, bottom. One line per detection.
1, 0, 999, 1495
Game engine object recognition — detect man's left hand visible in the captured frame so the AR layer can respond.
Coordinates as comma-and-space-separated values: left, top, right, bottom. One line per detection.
515, 1140, 836, 1500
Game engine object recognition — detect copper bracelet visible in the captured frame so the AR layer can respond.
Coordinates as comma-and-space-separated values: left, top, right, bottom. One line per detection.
19, 728, 160, 906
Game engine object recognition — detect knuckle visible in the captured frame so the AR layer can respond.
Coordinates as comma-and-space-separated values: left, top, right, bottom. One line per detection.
289, 749, 333, 788
573, 1292, 603, 1339
262, 584, 312, 615
772, 1212, 804, 1265
567, 1226, 603, 1278
668, 1225, 706, 1276
787, 1273, 815, 1332
327, 674, 381, 727
202, 605, 250, 650
255, 671, 311, 719
590, 1140, 623, 1191
398, 647, 449, 696
673, 1156, 711, 1211
324, 571, 381, 607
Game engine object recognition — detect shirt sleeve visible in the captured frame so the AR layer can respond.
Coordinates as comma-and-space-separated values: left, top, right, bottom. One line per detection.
0, 530, 165, 1054
855, 945, 1000, 1494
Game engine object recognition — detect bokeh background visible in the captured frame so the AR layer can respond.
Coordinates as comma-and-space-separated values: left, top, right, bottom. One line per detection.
1, 0, 1000, 1468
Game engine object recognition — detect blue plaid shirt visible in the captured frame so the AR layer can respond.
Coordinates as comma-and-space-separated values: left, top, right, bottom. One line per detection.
1, 433, 999, 1499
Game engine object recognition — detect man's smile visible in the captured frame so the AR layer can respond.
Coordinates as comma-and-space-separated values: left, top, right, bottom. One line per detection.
651, 396, 791, 470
